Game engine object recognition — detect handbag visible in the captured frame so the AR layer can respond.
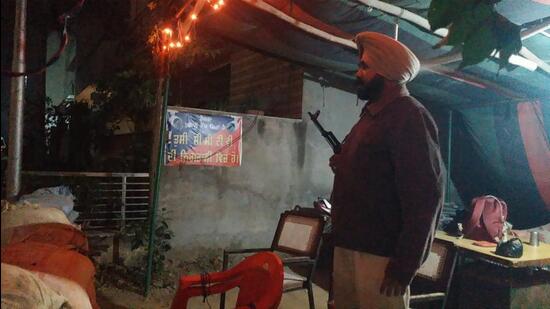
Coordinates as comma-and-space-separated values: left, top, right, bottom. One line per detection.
463, 195, 508, 242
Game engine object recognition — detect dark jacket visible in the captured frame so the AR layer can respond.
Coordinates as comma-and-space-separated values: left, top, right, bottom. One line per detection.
331, 95, 444, 286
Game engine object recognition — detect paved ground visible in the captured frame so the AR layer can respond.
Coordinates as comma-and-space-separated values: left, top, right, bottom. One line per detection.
97, 282, 328, 308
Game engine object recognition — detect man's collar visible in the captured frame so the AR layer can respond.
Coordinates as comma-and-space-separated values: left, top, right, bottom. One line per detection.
364, 86, 409, 117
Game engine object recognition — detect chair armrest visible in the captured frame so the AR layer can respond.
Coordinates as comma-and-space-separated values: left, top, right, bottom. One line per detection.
410, 292, 445, 303
282, 256, 314, 265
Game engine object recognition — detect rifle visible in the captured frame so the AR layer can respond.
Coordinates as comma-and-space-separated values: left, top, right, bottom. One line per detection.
308, 110, 341, 154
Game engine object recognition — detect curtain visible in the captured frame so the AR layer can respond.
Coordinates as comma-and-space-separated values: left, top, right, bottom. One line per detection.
517, 101, 550, 210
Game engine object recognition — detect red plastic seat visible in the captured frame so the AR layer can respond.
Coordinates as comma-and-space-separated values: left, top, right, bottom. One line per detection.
171, 252, 283, 309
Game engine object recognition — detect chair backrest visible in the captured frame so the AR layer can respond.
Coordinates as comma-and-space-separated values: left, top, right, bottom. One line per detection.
271, 207, 327, 259
171, 252, 284, 309
413, 238, 457, 292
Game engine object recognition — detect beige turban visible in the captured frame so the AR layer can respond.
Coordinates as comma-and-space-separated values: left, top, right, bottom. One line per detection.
354, 31, 420, 83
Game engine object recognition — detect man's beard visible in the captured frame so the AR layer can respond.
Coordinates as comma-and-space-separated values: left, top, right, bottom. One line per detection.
356, 75, 384, 102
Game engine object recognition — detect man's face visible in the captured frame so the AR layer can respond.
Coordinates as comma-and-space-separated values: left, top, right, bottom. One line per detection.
356, 59, 384, 101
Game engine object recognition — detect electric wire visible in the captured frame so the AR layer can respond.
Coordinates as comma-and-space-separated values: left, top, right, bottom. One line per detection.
1, 0, 85, 77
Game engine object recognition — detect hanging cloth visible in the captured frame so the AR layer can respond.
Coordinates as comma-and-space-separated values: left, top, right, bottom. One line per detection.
517, 101, 550, 210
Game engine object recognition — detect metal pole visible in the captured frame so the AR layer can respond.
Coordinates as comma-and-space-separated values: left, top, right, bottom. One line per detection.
121, 176, 127, 230
145, 64, 170, 295
6, 0, 27, 200
446, 110, 453, 204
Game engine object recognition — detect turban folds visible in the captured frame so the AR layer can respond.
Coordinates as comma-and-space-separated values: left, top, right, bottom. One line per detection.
354, 31, 420, 83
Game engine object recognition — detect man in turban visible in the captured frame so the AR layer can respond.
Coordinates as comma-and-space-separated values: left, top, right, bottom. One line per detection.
329, 31, 444, 308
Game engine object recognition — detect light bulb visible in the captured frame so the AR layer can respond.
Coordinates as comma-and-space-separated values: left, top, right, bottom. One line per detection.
185, 35, 191, 42
175, 42, 183, 48
213, 3, 219, 10
191, 14, 197, 20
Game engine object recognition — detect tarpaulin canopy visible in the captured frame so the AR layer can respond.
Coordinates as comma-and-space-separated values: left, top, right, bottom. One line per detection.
199, 0, 550, 227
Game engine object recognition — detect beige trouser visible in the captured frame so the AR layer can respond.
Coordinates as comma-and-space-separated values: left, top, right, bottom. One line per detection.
333, 246, 410, 309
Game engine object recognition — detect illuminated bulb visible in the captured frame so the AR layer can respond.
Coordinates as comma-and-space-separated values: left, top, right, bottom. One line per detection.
218, 0, 224, 5
175, 41, 183, 48
191, 14, 197, 20
185, 35, 191, 42
162, 45, 167, 50
163, 28, 173, 36
169, 42, 175, 48
213, 3, 219, 10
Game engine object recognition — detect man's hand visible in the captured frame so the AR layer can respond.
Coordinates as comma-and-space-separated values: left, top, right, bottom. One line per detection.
379, 275, 406, 297
329, 154, 340, 173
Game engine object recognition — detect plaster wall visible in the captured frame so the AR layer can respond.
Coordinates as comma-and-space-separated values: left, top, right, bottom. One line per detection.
161, 78, 363, 259
45, 32, 76, 105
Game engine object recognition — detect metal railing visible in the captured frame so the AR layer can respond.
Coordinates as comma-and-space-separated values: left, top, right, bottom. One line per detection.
22, 171, 150, 232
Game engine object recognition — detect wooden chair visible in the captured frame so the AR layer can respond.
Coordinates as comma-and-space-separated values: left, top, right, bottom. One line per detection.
410, 238, 458, 309
221, 206, 327, 309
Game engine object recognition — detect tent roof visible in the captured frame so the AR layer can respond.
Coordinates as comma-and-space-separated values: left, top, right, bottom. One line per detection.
200, 0, 550, 109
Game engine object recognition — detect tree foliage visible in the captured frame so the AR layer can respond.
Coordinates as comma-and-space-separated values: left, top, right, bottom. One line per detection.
43, 0, 223, 172
428, 0, 522, 69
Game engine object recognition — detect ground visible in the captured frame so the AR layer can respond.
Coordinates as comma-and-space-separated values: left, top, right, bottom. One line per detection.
94, 258, 330, 308
96, 279, 328, 309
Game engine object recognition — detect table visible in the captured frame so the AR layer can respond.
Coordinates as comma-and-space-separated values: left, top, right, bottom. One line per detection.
435, 231, 550, 308
435, 230, 550, 267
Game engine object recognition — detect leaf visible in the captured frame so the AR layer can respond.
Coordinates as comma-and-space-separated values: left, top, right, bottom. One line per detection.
460, 25, 498, 68
428, 0, 462, 31
494, 15, 522, 69
447, 2, 494, 46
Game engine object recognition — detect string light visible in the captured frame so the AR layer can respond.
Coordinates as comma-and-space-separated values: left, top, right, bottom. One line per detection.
154, 0, 227, 55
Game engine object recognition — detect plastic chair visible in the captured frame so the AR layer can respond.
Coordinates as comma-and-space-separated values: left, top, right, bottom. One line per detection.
222, 206, 327, 309
410, 238, 458, 309
171, 252, 283, 309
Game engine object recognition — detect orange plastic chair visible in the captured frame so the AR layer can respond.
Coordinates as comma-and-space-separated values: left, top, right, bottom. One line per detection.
171, 252, 283, 309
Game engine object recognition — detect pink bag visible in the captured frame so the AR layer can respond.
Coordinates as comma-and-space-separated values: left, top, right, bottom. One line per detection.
463, 195, 508, 243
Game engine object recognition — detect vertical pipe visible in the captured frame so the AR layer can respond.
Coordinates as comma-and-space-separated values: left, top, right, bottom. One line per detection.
121, 176, 127, 230
145, 69, 170, 295
394, 18, 399, 41
6, 0, 27, 199
446, 110, 453, 205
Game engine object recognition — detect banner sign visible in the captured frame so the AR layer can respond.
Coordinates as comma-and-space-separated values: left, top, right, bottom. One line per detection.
165, 109, 242, 166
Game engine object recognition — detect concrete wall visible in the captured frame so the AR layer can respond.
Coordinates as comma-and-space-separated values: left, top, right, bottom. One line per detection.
45, 32, 76, 105
161, 77, 362, 259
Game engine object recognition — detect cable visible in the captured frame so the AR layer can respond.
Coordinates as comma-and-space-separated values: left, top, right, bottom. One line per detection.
1, 0, 85, 77
57, 0, 85, 23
